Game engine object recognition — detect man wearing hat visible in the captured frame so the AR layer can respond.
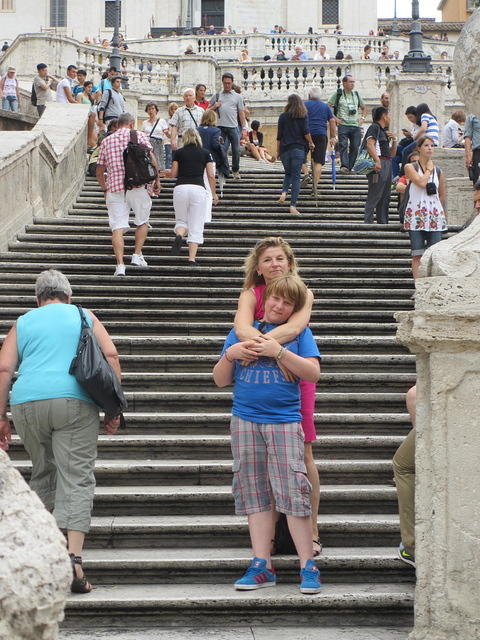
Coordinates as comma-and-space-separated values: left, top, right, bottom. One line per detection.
0, 67, 19, 112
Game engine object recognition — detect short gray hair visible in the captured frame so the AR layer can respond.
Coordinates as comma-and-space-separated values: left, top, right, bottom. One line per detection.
35, 269, 72, 303
182, 87, 195, 97
118, 112, 135, 127
308, 86, 323, 100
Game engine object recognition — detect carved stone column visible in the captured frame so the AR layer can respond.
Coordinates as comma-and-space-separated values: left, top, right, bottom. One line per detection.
0, 449, 71, 640
395, 217, 480, 640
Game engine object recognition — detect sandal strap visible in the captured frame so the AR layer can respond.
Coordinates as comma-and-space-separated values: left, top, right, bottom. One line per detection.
69, 553, 83, 565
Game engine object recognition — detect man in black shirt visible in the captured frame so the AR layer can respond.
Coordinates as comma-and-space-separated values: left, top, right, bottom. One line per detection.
363, 106, 397, 224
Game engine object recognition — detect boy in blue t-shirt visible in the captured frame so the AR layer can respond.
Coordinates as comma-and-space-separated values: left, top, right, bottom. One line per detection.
213, 274, 322, 594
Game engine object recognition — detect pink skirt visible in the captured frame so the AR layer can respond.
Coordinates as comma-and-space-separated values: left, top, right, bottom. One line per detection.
300, 380, 316, 443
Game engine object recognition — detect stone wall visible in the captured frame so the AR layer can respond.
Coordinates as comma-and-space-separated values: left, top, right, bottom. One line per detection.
0, 102, 90, 252
0, 449, 71, 640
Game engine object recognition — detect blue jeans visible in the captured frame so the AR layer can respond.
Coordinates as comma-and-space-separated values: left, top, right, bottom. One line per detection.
408, 230, 443, 256
338, 124, 362, 170
280, 148, 305, 207
164, 144, 172, 169
2, 95, 18, 112
220, 126, 241, 173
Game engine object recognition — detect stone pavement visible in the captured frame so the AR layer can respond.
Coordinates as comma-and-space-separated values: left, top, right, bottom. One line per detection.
59, 626, 410, 639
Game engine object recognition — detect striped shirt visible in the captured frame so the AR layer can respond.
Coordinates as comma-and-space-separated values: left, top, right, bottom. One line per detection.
421, 113, 439, 146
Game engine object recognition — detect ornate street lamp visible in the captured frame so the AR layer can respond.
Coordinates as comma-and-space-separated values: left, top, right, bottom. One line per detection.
402, 0, 432, 72
109, 0, 121, 72
391, 0, 400, 36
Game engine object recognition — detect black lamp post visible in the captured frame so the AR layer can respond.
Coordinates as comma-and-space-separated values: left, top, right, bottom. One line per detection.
402, 0, 432, 72
109, 0, 121, 72
391, 0, 400, 36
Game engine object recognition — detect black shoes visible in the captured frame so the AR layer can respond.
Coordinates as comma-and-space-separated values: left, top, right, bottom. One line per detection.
171, 234, 183, 255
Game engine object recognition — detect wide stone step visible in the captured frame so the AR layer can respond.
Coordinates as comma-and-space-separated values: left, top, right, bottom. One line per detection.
118, 353, 416, 374
13, 335, 400, 357
0, 320, 399, 337
14, 458, 395, 486
0, 307, 407, 326
119, 390, 407, 412
63, 582, 414, 628
11, 240, 414, 260
114, 371, 415, 392
0, 260, 414, 280
9, 433, 403, 460
28, 217, 427, 237
81, 484, 398, 517
85, 513, 402, 547
79, 547, 414, 585
0, 250, 412, 267
18, 231, 415, 251
50, 411, 409, 436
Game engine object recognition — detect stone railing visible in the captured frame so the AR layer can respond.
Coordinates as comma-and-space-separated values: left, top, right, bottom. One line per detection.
220, 60, 457, 103
0, 33, 459, 109
126, 32, 456, 61
0, 102, 89, 251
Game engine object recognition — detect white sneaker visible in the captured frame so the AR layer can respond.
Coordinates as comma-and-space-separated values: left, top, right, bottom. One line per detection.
131, 253, 148, 267
114, 264, 126, 276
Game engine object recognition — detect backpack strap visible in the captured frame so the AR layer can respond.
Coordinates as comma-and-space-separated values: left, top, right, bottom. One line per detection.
333, 88, 342, 116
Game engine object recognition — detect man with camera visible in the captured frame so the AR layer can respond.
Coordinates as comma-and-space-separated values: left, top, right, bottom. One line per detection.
328, 75, 367, 173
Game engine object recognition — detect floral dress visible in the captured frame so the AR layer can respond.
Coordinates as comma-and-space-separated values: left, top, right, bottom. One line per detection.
403, 165, 447, 232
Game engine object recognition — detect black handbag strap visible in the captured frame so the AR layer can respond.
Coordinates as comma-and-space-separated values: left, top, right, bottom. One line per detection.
186, 108, 198, 127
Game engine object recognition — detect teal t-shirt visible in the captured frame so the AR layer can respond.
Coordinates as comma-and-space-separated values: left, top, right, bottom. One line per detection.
10, 303, 95, 406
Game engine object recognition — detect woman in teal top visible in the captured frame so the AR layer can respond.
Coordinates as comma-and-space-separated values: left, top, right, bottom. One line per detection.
0, 269, 121, 594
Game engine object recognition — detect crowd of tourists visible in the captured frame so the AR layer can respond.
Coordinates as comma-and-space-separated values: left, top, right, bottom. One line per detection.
1, 47, 480, 601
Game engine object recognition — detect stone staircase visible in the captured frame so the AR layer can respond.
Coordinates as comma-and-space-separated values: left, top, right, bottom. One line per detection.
3, 164, 432, 634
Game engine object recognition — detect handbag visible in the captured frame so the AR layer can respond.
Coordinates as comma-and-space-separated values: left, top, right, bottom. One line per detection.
273, 513, 296, 555
352, 123, 380, 175
69, 305, 127, 419
351, 149, 376, 175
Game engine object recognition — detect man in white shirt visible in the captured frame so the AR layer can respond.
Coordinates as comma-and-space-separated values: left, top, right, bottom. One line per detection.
169, 88, 204, 150
314, 45, 330, 61
56, 65, 78, 104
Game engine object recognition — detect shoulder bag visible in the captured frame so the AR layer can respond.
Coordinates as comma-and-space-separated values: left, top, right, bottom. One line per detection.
352, 124, 379, 175
69, 305, 127, 420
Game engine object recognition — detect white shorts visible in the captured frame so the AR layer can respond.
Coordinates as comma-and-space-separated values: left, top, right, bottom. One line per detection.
173, 184, 207, 245
106, 187, 152, 231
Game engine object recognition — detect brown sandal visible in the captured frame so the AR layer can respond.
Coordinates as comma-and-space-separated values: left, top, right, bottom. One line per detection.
69, 553, 92, 593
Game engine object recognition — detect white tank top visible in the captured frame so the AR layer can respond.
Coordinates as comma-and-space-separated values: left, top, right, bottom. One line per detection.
3, 75, 17, 97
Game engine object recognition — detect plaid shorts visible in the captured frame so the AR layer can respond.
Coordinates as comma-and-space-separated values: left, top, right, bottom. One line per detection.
230, 415, 312, 517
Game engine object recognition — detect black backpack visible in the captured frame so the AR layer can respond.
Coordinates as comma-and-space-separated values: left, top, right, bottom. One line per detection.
31, 83, 37, 106
123, 130, 158, 190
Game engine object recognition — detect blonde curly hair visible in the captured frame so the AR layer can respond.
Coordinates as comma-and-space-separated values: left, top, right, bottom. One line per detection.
242, 237, 299, 290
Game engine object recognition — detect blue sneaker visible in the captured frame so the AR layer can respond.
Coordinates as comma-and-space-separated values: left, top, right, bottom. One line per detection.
234, 557, 276, 590
299, 559, 322, 594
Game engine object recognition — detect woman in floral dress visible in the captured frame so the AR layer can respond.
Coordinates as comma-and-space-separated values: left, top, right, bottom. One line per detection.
403, 135, 447, 279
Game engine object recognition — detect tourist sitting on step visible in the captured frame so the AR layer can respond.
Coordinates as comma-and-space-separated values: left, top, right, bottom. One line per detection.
402, 136, 447, 280
276, 94, 315, 216
165, 127, 218, 266
393, 385, 416, 569
245, 120, 276, 163
0, 269, 122, 594
234, 237, 322, 558
213, 274, 322, 594
96, 112, 161, 276
363, 106, 398, 225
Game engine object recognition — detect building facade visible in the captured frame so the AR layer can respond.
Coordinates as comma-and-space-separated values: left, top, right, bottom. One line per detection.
0, 0, 377, 43
437, 0, 476, 23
